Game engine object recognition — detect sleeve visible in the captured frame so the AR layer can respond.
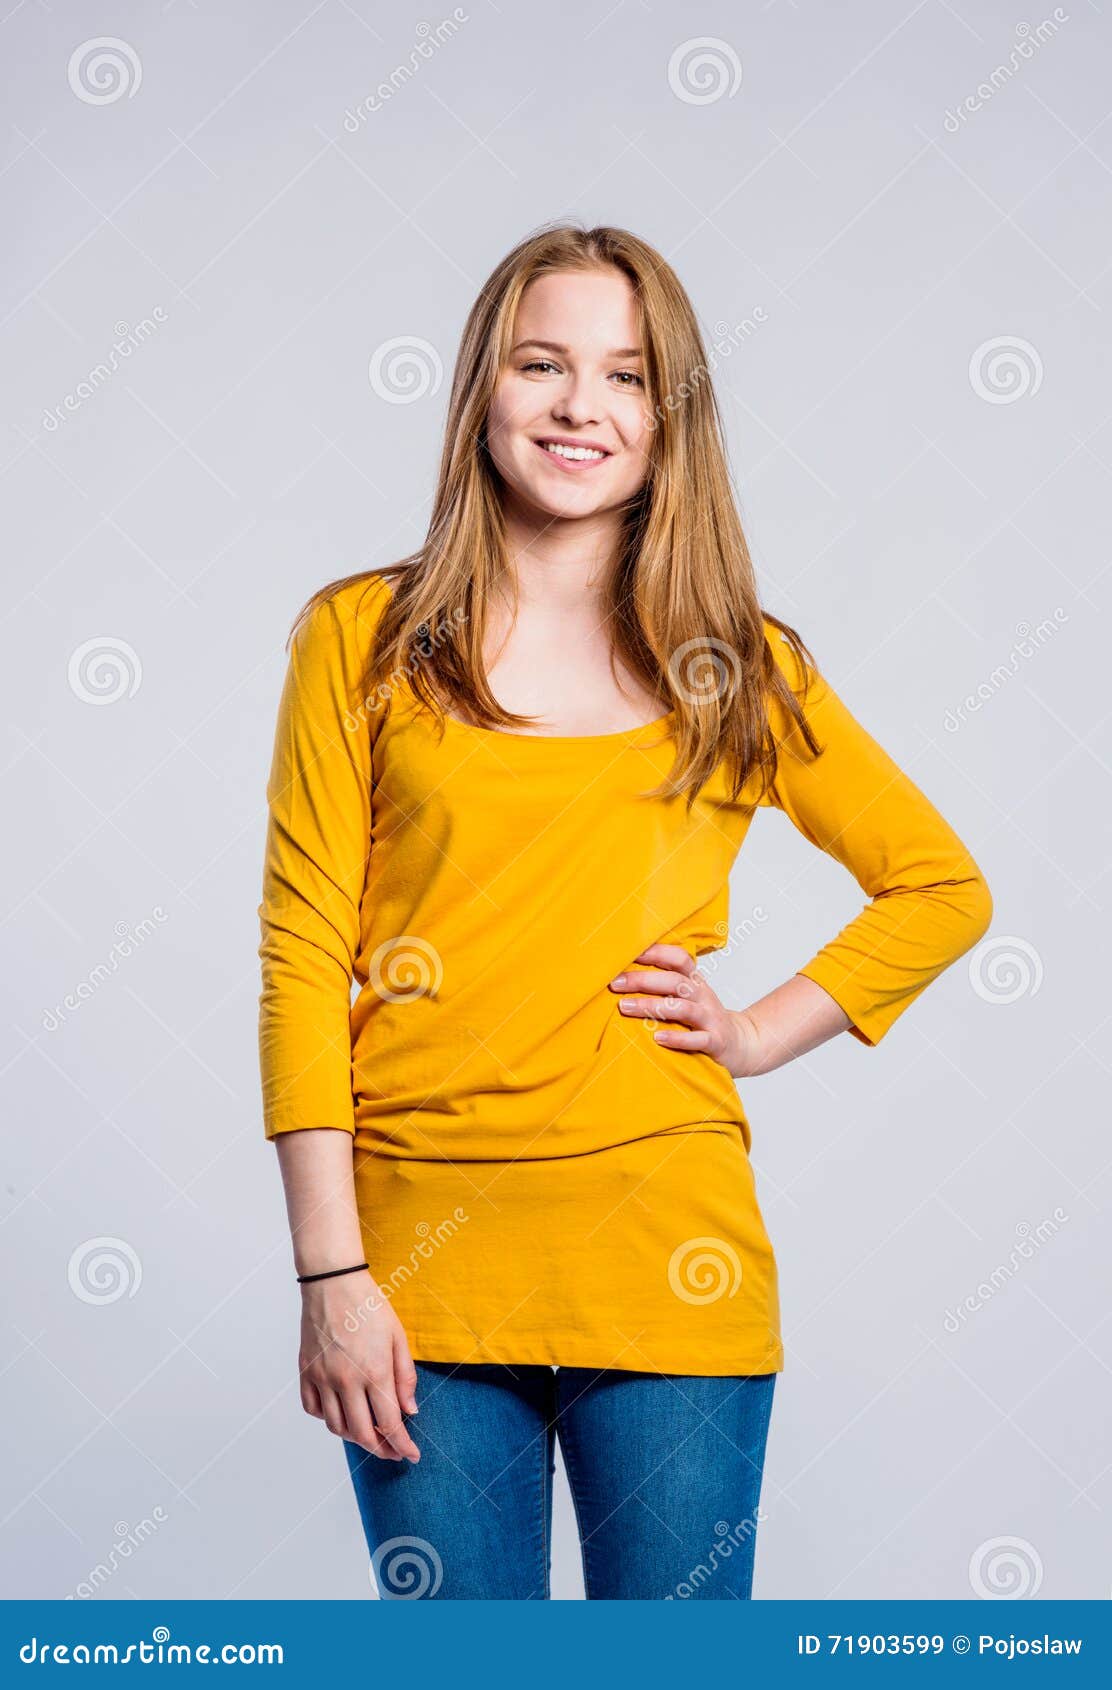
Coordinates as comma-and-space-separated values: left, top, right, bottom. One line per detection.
257, 585, 384, 1138
759, 622, 993, 1047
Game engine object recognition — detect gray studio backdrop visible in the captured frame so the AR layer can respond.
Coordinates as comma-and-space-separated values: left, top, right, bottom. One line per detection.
3, 0, 1108, 1602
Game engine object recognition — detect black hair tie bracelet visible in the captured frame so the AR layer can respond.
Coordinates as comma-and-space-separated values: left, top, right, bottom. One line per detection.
296, 1261, 369, 1284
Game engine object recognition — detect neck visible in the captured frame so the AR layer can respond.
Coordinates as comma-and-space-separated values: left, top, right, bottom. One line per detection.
499, 492, 624, 611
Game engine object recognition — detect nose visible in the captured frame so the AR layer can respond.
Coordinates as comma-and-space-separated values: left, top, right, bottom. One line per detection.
551, 370, 601, 430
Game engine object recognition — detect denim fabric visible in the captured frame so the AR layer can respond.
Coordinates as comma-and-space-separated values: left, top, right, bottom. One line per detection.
343, 1362, 776, 1599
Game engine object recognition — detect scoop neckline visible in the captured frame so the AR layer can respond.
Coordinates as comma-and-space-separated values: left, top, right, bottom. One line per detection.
441, 707, 675, 746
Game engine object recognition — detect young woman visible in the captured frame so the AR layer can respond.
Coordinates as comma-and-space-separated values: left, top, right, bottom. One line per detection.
257, 224, 993, 1601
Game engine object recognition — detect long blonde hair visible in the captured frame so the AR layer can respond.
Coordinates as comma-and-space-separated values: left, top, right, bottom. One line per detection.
295, 222, 821, 805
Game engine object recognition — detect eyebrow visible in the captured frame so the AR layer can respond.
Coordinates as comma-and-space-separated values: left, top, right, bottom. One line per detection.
512, 339, 643, 359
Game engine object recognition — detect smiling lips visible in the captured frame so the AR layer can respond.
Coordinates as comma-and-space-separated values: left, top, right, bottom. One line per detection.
535, 437, 613, 470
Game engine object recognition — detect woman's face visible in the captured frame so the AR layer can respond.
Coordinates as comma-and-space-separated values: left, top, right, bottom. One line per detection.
485, 266, 654, 526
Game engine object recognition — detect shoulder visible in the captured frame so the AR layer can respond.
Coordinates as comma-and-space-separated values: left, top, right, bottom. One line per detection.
303, 568, 396, 638
289, 568, 398, 667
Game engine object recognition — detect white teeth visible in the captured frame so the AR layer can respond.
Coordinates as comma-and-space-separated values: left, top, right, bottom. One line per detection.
540, 442, 608, 461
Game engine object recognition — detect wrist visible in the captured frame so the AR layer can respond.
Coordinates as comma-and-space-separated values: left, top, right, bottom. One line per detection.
724, 1007, 763, 1078
299, 1267, 384, 1331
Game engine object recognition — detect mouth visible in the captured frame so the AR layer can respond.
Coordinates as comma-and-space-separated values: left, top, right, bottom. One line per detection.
533, 437, 613, 471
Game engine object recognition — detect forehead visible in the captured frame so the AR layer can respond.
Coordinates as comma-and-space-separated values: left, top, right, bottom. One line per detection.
513, 267, 640, 352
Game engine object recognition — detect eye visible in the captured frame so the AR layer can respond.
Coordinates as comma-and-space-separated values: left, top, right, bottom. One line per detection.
521, 359, 559, 375
611, 370, 644, 388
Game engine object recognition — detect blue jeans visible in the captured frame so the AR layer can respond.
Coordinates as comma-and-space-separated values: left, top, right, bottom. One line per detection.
343, 1361, 776, 1599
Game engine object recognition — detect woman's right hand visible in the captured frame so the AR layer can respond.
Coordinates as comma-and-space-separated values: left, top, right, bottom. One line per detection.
298, 1271, 421, 1462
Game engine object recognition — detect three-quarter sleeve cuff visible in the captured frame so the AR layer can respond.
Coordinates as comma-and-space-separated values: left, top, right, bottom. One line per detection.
795, 959, 898, 1047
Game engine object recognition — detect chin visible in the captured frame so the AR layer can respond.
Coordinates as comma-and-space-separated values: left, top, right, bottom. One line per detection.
523, 481, 614, 521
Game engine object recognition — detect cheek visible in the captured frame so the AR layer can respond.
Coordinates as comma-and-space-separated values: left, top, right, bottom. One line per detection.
485, 389, 512, 448
486, 384, 538, 458
619, 409, 656, 478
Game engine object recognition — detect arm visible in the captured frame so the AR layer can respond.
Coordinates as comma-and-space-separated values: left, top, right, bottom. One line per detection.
750, 626, 994, 1063
614, 627, 993, 1074
259, 582, 419, 1462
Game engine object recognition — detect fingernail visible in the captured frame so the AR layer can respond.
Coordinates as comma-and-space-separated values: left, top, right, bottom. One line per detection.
610, 974, 626, 988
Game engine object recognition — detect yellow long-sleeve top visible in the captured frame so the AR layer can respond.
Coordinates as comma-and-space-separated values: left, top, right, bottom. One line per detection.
258, 572, 993, 1375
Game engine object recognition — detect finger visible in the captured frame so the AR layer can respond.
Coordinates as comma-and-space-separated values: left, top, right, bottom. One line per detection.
619, 990, 705, 1026
611, 967, 698, 998
393, 1336, 419, 1416
652, 1026, 713, 1051
365, 1374, 421, 1462
631, 943, 697, 975
316, 1381, 350, 1440
301, 1376, 324, 1419
340, 1384, 404, 1462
